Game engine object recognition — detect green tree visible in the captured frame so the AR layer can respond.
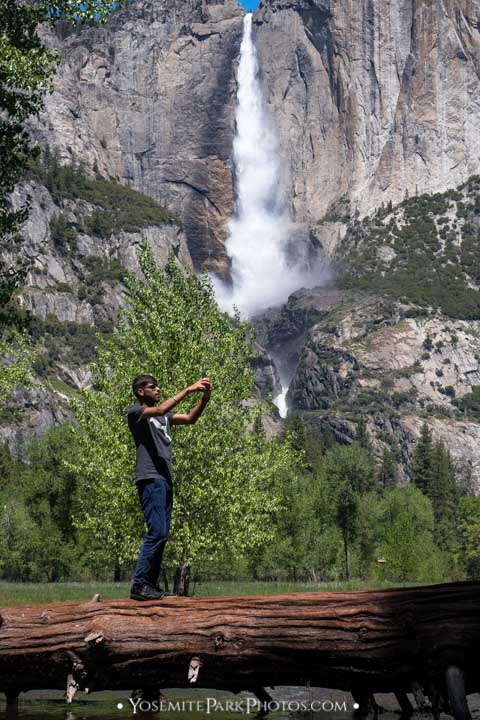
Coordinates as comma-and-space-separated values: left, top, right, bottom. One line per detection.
0, 330, 33, 403
70, 247, 300, 593
412, 426, 460, 558
370, 485, 448, 583
377, 448, 398, 490
252, 413, 266, 443
321, 443, 373, 579
412, 422, 435, 496
320, 423, 336, 454
0, 423, 84, 581
0, 442, 14, 488
431, 441, 459, 554
285, 412, 306, 453
356, 417, 373, 455
303, 425, 324, 473
284, 413, 325, 472
458, 497, 480, 579
0, 495, 42, 581
254, 469, 342, 583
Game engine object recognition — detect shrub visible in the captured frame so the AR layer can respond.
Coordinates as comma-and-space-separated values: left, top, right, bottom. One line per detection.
49, 213, 78, 255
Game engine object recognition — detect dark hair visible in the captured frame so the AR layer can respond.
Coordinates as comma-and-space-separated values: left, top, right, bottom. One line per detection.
132, 374, 158, 399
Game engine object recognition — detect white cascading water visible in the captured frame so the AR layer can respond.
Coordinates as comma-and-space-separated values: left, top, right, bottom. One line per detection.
214, 13, 313, 321
214, 13, 318, 417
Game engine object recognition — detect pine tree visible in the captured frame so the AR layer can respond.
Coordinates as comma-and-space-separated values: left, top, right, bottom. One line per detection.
322, 443, 374, 580
356, 417, 373, 456
320, 423, 335, 454
431, 441, 459, 553
252, 414, 266, 443
412, 423, 435, 496
303, 425, 323, 473
377, 448, 397, 490
286, 413, 306, 453
0, 442, 14, 489
432, 441, 457, 519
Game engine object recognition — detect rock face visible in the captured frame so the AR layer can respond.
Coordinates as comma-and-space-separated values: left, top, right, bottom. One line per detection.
13, 180, 191, 324
33, 0, 480, 265
255, 0, 480, 254
35, 0, 244, 276
0, 178, 192, 443
253, 289, 480, 491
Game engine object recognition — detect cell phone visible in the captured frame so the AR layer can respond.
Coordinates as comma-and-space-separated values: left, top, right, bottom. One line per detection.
201, 369, 207, 379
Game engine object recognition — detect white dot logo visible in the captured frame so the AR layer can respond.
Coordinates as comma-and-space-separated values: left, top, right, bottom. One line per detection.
353, 703, 360, 710
117, 702, 124, 710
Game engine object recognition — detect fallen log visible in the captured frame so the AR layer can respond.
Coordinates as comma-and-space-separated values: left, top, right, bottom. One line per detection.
0, 582, 479, 718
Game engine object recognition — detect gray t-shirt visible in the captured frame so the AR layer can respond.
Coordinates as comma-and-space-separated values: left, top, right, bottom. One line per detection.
127, 404, 174, 482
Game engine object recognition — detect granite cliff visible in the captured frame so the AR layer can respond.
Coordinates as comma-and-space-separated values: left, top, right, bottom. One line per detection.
253, 288, 480, 489
3, 0, 480, 489
34, 0, 245, 276
33, 0, 480, 265
255, 0, 480, 257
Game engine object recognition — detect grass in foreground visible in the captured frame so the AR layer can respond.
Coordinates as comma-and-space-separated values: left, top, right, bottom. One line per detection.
0, 579, 431, 607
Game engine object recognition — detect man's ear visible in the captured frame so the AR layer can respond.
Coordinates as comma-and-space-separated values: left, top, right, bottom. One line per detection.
137, 387, 145, 399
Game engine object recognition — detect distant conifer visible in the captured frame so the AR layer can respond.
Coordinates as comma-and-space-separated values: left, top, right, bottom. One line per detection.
412, 423, 435, 497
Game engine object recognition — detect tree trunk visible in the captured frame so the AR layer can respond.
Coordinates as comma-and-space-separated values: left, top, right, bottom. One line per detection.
173, 561, 190, 596
161, 568, 170, 593
0, 581, 479, 717
343, 531, 350, 580
113, 558, 122, 583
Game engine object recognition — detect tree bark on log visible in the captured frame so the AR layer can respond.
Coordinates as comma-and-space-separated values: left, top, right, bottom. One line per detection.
0, 582, 479, 715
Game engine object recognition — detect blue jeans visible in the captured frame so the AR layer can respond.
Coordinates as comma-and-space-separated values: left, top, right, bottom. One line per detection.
132, 477, 173, 587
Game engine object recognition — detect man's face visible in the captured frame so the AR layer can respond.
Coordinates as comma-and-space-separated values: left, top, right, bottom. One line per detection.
139, 381, 160, 404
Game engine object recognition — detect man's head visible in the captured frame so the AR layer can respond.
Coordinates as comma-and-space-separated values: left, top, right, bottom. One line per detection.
132, 374, 160, 404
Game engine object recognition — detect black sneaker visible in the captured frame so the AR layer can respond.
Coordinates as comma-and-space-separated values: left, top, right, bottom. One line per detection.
130, 583, 164, 601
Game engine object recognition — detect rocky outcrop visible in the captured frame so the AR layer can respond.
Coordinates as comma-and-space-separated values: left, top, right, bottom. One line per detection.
253, 288, 480, 491
252, 287, 346, 378
251, 341, 282, 400
0, 179, 192, 444
255, 0, 480, 255
13, 180, 191, 323
34, 0, 244, 276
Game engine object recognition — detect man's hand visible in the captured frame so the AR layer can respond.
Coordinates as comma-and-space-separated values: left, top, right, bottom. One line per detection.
188, 378, 211, 395
172, 378, 212, 425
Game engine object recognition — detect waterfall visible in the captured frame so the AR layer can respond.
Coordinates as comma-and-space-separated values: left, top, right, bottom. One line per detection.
274, 385, 288, 419
214, 13, 313, 321
214, 12, 324, 419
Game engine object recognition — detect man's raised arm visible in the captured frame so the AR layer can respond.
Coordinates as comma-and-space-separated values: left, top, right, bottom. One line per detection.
140, 379, 211, 418
172, 384, 211, 425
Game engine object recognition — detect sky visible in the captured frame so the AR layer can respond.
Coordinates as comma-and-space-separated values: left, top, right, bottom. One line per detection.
240, 0, 259, 9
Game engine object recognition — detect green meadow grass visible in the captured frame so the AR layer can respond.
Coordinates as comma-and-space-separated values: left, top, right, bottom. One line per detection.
0, 579, 421, 607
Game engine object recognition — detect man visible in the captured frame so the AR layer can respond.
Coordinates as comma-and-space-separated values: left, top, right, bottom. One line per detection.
127, 373, 211, 600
